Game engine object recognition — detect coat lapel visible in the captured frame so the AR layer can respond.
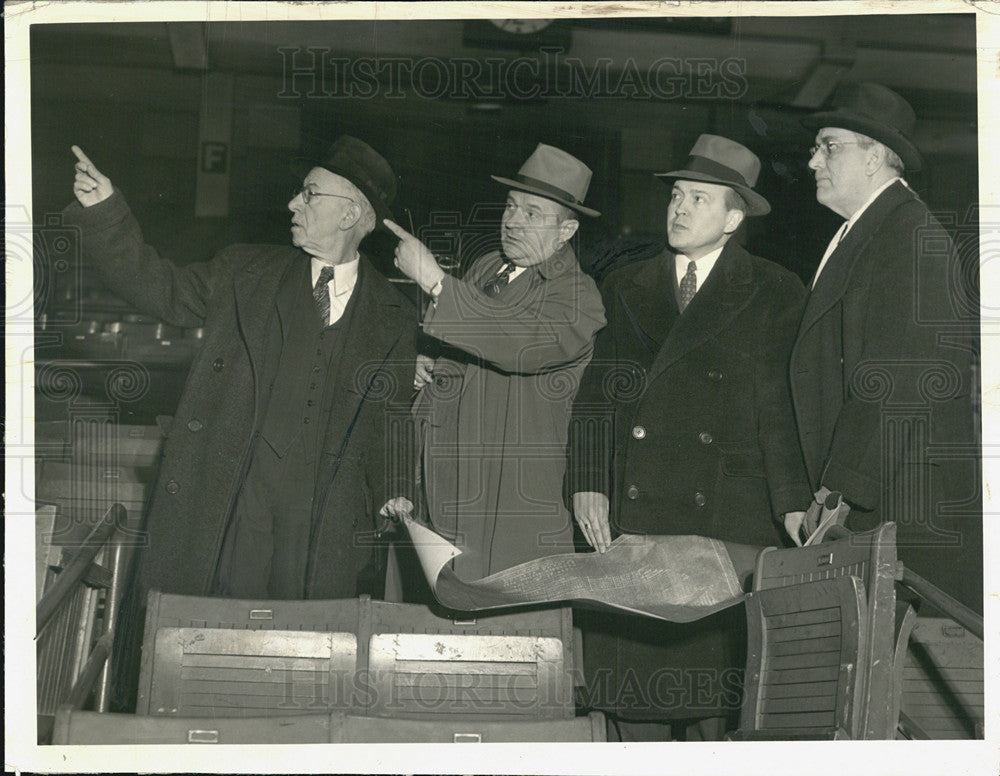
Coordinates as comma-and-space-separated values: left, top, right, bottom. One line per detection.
648, 242, 758, 381
798, 181, 915, 335
617, 249, 678, 355
234, 249, 299, 373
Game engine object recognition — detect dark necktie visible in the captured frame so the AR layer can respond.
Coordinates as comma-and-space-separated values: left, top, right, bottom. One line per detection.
483, 261, 515, 297
313, 265, 336, 326
678, 260, 697, 312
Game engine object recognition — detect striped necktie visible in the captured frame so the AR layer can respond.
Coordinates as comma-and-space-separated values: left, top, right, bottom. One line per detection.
313, 265, 336, 326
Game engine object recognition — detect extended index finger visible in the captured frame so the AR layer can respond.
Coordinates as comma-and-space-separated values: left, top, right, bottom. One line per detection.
382, 218, 413, 241
71, 145, 94, 168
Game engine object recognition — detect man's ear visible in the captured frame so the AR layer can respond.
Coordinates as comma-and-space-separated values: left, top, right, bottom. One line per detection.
559, 219, 580, 243
340, 203, 362, 230
723, 209, 745, 235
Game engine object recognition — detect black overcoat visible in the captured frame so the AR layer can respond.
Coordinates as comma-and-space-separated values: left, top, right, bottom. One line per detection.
566, 241, 810, 721
64, 192, 417, 601
789, 181, 981, 612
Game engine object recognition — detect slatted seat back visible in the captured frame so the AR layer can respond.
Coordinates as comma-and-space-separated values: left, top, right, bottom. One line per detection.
365, 601, 575, 720
138, 593, 362, 717
899, 616, 984, 738
752, 524, 898, 738
732, 576, 868, 740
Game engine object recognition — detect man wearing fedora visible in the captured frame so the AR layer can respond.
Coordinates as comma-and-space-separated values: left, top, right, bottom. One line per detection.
566, 135, 810, 739
66, 136, 417, 708
385, 143, 605, 580
790, 83, 981, 612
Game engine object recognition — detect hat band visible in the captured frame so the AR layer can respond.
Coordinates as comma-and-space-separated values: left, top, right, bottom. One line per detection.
511, 173, 583, 206
680, 155, 751, 189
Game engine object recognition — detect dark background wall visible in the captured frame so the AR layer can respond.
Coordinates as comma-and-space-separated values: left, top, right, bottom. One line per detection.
28, 14, 979, 420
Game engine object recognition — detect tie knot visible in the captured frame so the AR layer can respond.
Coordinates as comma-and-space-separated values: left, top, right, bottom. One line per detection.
484, 261, 515, 297
316, 265, 336, 287
686, 260, 697, 274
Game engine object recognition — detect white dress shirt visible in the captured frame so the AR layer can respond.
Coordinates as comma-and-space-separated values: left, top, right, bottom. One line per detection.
674, 245, 724, 296
811, 177, 905, 289
311, 254, 360, 326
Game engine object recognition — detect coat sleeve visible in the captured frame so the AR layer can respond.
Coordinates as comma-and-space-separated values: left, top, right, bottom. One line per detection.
422, 263, 606, 374
62, 190, 236, 327
755, 271, 813, 516
565, 274, 619, 501
820, 206, 971, 510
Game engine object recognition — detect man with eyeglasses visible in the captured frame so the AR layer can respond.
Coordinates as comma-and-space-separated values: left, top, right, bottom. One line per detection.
789, 83, 981, 613
65, 136, 417, 709
383, 143, 606, 580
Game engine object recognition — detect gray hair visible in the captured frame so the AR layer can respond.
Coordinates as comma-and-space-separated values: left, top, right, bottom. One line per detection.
854, 132, 905, 175
343, 178, 377, 235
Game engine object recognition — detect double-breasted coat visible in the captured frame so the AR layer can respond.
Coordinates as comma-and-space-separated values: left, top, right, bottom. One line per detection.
567, 241, 810, 721
789, 181, 981, 612
414, 244, 605, 580
63, 192, 417, 706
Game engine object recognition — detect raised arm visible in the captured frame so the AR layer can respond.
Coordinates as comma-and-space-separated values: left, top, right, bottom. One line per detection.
63, 145, 233, 327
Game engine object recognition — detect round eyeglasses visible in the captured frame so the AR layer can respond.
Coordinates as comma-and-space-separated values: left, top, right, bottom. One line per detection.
809, 140, 861, 159
293, 186, 356, 206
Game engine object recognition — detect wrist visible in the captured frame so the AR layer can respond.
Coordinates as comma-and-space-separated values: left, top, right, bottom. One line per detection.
426, 269, 446, 297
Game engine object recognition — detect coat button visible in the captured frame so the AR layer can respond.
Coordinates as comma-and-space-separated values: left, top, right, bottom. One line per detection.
166, 480, 180, 494
187, 419, 203, 432
708, 369, 723, 382
303, 417, 311, 424
626, 484, 640, 500
213, 358, 224, 372
632, 425, 646, 440
694, 491, 707, 507
698, 431, 713, 445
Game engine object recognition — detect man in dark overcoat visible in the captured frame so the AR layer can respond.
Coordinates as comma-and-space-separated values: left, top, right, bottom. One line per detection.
567, 135, 811, 739
789, 83, 981, 612
65, 137, 417, 709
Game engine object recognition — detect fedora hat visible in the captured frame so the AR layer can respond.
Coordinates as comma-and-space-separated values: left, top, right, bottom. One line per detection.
292, 135, 397, 222
492, 144, 601, 218
655, 134, 770, 216
802, 82, 922, 171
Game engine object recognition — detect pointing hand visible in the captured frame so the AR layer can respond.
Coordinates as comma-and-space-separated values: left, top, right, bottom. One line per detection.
383, 219, 446, 295
71, 145, 113, 207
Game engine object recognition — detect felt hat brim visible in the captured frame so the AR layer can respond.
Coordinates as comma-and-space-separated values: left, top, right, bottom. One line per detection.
801, 112, 922, 172
491, 175, 601, 218
654, 170, 771, 216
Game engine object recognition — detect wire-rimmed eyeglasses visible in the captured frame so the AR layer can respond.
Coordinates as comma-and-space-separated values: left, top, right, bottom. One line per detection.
809, 140, 861, 159
292, 186, 357, 206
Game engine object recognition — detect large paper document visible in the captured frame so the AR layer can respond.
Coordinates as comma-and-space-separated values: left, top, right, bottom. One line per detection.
402, 517, 761, 623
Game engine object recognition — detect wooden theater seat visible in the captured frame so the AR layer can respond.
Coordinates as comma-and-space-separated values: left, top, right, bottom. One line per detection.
728, 576, 868, 740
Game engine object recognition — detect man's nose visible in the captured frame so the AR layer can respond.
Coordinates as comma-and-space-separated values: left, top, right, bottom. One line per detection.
807, 150, 824, 171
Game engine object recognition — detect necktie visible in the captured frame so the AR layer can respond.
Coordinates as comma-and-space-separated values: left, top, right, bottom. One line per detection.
313, 265, 336, 326
678, 260, 698, 312
483, 261, 515, 297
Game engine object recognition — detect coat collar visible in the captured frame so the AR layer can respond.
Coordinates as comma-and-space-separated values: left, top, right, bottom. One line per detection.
799, 180, 916, 334
647, 239, 758, 380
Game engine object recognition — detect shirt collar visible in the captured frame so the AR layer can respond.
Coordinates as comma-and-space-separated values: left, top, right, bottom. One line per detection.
675, 244, 725, 274
311, 253, 360, 296
845, 176, 904, 232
